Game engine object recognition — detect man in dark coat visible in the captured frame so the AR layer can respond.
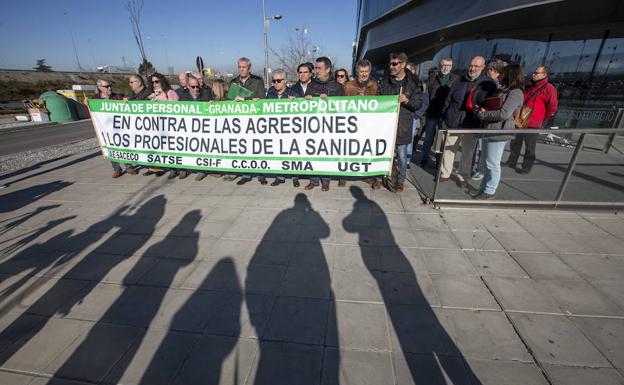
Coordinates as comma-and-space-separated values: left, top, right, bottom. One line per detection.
419, 58, 459, 167
439, 56, 497, 182
229, 57, 267, 185
290, 62, 314, 97
303, 57, 345, 192
376, 52, 423, 192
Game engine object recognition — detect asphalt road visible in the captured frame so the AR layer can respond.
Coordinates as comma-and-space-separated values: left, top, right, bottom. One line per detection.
0, 120, 96, 156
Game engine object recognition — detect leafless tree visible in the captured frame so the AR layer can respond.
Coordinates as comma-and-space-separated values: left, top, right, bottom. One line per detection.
126, 0, 150, 75
271, 29, 322, 81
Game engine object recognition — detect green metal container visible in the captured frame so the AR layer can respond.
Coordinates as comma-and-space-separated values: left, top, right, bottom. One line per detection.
39, 91, 78, 122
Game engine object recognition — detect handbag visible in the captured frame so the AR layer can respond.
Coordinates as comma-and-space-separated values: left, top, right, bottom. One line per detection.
484, 95, 505, 111
514, 83, 547, 128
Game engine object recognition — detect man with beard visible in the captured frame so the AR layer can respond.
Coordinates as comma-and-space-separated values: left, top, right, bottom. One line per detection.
344, 59, 381, 189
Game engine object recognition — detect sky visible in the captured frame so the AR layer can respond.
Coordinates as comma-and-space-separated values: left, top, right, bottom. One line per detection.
0, 0, 358, 74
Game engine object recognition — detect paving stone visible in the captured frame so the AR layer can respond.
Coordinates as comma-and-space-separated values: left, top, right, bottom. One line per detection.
148, 289, 226, 333
333, 245, 379, 271
136, 258, 199, 288
377, 246, 426, 273
321, 348, 393, 385
547, 217, 610, 236
44, 322, 143, 383
247, 341, 323, 385
30, 377, 91, 385
483, 276, 562, 313
431, 275, 500, 310
326, 301, 389, 351
412, 230, 460, 249
247, 241, 295, 266
173, 336, 256, 385
62, 283, 124, 322
593, 281, 624, 309
98, 285, 170, 327
537, 279, 623, 316
559, 254, 624, 281
406, 213, 448, 231
0, 371, 33, 385
508, 313, 611, 367
393, 352, 470, 385
490, 230, 550, 252
290, 242, 335, 268
571, 234, 624, 255
442, 309, 531, 362
103, 328, 198, 385
331, 265, 383, 302
279, 265, 332, 299
544, 364, 624, 385
0, 312, 47, 354
422, 249, 477, 275
511, 252, 583, 280
0, 317, 89, 374
584, 217, 624, 239
262, 297, 329, 345
387, 305, 459, 356
374, 270, 439, 306
63, 253, 159, 284
530, 232, 596, 254
465, 358, 549, 385
0, 276, 89, 317
570, 317, 624, 368
453, 230, 505, 251
464, 250, 528, 277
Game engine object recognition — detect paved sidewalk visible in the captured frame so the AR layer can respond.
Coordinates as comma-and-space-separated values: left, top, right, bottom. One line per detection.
0, 151, 623, 385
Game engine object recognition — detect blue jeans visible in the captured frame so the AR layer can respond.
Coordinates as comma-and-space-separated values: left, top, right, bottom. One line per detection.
420, 118, 440, 163
396, 144, 408, 183
276, 176, 299, 182
310, 176, 330, 185
481, 140, 508, 195
407, 119, 420, 161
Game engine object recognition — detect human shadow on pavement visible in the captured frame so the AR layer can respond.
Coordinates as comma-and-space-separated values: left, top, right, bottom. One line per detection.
246, 193, 339, 385
142, 257, 242, 385
0, 195, 166, 370
48, 209, 202, 384
0, 151, 99, 185
343, 186, 481, 385
0, 181, 72, 213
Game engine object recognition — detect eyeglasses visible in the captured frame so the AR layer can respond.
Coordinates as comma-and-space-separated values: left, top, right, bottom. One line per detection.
389, 61, 403, 66
189, 85, 200, 89
336, 74, 346, 78
272, 79, 285, 83
151, 79, 160, 84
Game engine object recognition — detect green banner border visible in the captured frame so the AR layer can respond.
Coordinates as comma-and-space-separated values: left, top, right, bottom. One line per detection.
108, 158, 389, 177
88, 95, 399, 116
104, 146, 391, 163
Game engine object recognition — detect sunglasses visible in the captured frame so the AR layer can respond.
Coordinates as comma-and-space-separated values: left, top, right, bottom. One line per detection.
151, 79, 160, 84
100, 85, 111, 88
336, 74, 346, 78
389, 61, 403, 66
272, 79, 285, 83
189, 85, 200, 89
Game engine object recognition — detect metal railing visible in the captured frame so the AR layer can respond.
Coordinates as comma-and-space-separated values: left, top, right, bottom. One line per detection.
426, 128, 624, 208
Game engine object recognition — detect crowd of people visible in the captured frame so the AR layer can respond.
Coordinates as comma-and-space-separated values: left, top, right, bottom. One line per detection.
91, 52, 558, 198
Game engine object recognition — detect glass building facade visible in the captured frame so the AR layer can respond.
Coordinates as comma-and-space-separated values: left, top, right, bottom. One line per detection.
355, 0, 624, 129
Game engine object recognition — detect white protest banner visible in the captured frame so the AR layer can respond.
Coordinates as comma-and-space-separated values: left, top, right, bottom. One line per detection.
88, 96, 399, 176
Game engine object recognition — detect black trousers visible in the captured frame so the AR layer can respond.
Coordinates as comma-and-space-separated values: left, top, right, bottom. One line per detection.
508, 133, 538, 169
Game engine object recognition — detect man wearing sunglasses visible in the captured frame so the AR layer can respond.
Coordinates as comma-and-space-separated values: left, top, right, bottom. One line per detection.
91, 79, 138, 178
265, 69, 301, 187
376, 52, 423, 192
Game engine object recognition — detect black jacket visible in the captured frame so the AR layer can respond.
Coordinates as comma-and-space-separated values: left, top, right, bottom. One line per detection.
426, 72, 459, 118
179, 87, 214, 101
290, 81, 309, 97
127, 86, 152, 101
376, 71, 423, 145
442, 72, 497, 129
304, 77, 345, 97
229, 74, 265, 99
266, 86, 299, 99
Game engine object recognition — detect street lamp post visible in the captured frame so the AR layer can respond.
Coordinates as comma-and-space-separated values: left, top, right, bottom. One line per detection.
262, 0, 282, 88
